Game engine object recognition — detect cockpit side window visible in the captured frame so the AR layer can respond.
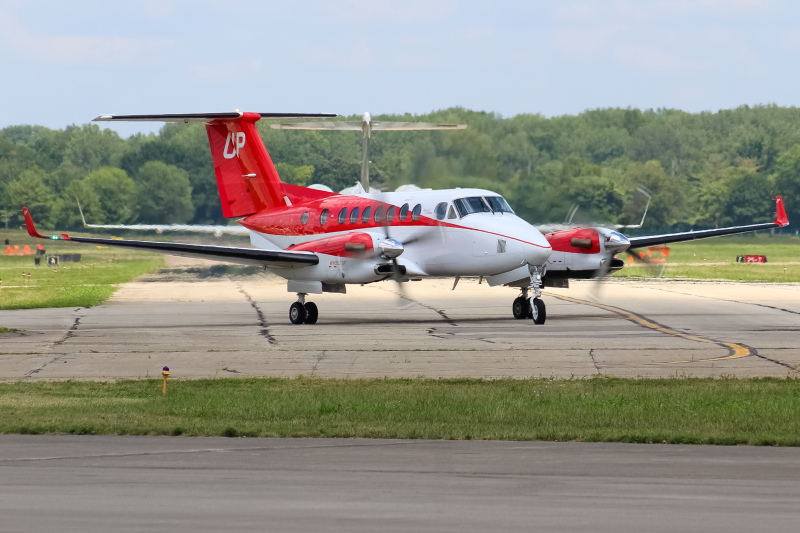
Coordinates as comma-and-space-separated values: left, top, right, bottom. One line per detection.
485, 196, 514, 214
447, 205, 458, 219
454, 197, 492, 218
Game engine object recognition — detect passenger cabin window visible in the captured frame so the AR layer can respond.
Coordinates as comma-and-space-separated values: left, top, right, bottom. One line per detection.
320, 208, 329, 225
338, 207, 347, 224
362, 206, 372, 223
398, 203, 409, 221
434, 202, 447, 220
454, 197, 491, 218
485, 196, 514, 214
386, 206, 396, 223
349, 207, 360, 224
411, 204, 422, 221
300, 211, 309, 224
447, 206, 458, 219
374, 205, 384, 223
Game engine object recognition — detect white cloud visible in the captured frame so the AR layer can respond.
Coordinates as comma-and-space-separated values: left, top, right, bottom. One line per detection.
189, 59, 264, 82
783, 28, 800, 49
614, 44, 694, 72
300, 44, 375, 70
313, 0, 456, 23
555, 0, 772, 21
0, 5, 172, 64
549, 25, 622, 59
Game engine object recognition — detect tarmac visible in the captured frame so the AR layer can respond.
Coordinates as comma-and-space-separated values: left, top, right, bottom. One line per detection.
0, 260, 800, 381
2, 264, 800, 532
1, 262, 799, 380
2, 435, 800, 532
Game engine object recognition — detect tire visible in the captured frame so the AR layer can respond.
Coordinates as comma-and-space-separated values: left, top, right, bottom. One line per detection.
304, 302, 318, 325
512, 297, 528, 319
532, 298, 546, 325
289, 302, 306, 324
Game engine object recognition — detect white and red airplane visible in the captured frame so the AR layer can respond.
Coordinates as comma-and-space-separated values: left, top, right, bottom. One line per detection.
22, 111, 790, 325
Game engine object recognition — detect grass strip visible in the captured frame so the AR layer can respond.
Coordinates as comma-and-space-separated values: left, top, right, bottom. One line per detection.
0, 256, 163, 310
2, 377, 800, 445
613, 235, 800, 282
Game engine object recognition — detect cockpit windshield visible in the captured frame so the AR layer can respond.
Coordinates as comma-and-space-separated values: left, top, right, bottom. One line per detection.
485, 196, 514, 214
454, 197, 491, 217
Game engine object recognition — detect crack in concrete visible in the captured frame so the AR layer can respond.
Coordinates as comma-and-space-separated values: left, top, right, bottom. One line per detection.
310, 351, 327, 377
589, 348, 601, 374
25, 311, 84, 377
237, 285, 276, 345
376, 286, 457, 326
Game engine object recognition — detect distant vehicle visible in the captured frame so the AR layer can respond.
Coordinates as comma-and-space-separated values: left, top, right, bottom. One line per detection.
22, 111, 791, 325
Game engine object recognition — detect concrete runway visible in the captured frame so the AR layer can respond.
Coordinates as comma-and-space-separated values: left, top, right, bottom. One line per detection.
2, 435, 800, 532
1, 268, 799, 380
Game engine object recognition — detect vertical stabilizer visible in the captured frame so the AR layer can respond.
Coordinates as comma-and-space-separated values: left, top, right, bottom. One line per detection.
206, 113, 285, 218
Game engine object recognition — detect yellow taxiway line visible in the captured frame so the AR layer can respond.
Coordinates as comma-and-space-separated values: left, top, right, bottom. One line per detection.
545, 292, 753, 364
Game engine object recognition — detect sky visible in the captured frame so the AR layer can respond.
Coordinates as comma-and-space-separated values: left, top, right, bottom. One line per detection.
2, 0, 800, 137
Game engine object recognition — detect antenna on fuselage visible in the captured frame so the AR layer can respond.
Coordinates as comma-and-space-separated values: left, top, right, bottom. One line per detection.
271, 113, 467, 192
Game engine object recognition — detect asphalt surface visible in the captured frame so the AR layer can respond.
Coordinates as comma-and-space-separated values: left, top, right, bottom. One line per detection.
1, 271, 799, 380
1, 435, 799, 532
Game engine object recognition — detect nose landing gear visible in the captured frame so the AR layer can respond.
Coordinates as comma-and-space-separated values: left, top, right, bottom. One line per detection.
511, 266, 547, 325
289, 293, 319, 325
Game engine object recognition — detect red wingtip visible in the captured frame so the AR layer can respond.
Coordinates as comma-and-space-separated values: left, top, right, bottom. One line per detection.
22, 207, 48, 239
775, 196, 789, 227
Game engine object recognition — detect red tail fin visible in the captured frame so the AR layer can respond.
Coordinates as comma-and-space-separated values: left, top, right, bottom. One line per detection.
776, 196, 789, 227
206, 113, 286, 218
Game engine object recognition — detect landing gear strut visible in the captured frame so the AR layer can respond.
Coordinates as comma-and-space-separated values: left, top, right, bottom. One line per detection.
289, 293, 319, 325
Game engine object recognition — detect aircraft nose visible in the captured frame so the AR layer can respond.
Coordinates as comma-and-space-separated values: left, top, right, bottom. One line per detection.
524, 229, 552, 265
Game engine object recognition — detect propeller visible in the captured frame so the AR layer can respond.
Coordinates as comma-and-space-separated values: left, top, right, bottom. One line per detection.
377, 204, 413, 308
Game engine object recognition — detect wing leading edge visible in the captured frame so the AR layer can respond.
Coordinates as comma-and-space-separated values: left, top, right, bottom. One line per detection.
628, 196, 789, 249
22, 208, 318, 269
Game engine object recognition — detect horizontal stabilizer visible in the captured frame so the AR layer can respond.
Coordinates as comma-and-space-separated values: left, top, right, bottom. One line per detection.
94, 112, 336, 123
272, 121, 466, 131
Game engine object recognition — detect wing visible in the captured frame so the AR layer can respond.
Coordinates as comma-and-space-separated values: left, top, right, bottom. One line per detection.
628, 196, 789, 249
94, 112, 336, 123
22, 208, 318, 269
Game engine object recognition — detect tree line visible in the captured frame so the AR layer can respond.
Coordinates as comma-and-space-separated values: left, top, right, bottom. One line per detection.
2, 105, 799, 234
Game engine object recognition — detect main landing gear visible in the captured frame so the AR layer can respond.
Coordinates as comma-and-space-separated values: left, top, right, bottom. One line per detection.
289, 293, 319, 325
511, 266, 547, 325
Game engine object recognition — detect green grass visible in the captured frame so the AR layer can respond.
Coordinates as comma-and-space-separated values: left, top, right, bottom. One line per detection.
615, 234, 800, 282
0, 327, 15, 334
2, 377, 800, 445
1, 229, 163, 310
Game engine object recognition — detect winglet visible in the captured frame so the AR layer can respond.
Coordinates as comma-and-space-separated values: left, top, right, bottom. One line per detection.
22, 207, 49, 239
776, 196, 789, 227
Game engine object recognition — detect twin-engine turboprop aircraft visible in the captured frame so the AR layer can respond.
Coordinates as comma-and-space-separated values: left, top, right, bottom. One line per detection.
22, 111, 789, 325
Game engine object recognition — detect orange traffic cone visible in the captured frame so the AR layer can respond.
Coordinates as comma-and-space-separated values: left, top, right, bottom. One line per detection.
23, 245, 31, 255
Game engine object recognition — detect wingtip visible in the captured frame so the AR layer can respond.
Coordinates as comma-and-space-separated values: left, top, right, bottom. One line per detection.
22, 207, 48, 239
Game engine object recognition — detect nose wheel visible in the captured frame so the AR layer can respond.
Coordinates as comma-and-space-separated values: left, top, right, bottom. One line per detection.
289, 294, 319, 325
512, 287, 546, 324
530, 298, 546, 325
